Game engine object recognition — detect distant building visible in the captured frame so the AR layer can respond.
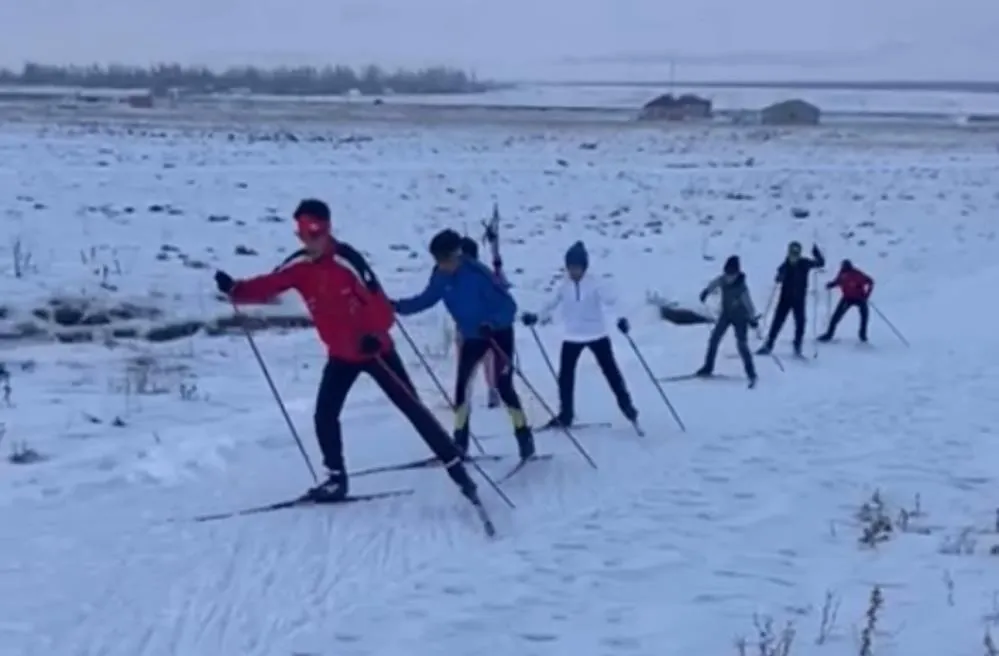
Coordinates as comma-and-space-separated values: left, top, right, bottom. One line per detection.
125, 94, 154, 109
638, 93, 712, 121
761, 99, 820, 126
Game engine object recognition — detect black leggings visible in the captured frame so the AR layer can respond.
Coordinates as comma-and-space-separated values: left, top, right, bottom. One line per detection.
314, 349, 461, 472
453, 327, 526, 430
557, 337, 634, 421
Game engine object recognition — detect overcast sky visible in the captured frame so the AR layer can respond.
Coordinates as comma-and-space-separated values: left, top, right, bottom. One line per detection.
0, 0, 995, 81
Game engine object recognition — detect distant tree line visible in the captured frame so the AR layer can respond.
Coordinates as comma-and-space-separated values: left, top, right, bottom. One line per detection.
0, 62, 498, 95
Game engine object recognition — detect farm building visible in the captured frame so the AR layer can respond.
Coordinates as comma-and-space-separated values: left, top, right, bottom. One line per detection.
761, 99, 820, 125
126, 94, 155, 109
638, 93, 712, 121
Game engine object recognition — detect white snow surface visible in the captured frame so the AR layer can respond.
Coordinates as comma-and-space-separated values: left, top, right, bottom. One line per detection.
2, 116, 999, 655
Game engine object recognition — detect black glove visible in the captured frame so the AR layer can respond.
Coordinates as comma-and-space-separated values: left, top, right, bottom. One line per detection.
521, 312, 538, 327
616, 318, 630, 334
812, 244, 822, 258
359, 334, 382, 356
699, 290, 709, 304
479, 323, 493, 338
748, 315, 760, 330
825, 281, 836, 289
214, 270, 235, 295
483, 221, 498, 244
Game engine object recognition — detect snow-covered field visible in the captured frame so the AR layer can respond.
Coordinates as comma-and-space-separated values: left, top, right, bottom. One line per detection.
2, 116, 999, 656
243, 84, 999, 116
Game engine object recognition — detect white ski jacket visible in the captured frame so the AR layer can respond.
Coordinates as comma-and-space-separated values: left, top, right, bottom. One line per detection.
537, 274, 617, 343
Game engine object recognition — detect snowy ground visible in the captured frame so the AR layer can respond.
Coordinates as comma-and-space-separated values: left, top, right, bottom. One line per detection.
2, 117, 999, 656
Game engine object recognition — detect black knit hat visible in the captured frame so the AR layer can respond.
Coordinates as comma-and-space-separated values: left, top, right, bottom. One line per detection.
429, 229, 463, 260
723, 255, 740, 274
293, 199, 331, 222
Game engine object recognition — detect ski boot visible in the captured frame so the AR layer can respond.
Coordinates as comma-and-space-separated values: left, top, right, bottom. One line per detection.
542, 415, 572, 431
443, 457, 478, 499
307, 470, 349, 502
515, 426, 536, 461
694, 365, 712, 377
755, 343, 773, 356
817, 332, 833, 343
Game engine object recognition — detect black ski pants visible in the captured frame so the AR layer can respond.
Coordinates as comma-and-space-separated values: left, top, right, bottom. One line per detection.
557, 337, 635, 422
314, 348, 463, 476
825, 298, 869, 339
703, 315, 756, 379
766, 296, 806, 350
453, 326, 527, 431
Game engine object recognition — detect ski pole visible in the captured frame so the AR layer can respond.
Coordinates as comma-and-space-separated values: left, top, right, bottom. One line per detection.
230, 301, 318, 484
810, 270, 820, 359
371, 354, 515, 509
758, 285, 777, 336
620, 332, 687, 432
488, 337, 598, 469
394, 320, 487, 455
754, 327, 785, 372
528, 325, 559, 386
870, 302, 909, 347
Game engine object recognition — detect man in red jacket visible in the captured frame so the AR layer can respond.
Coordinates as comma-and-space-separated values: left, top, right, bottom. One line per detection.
818, 259, 874, 343
213, 199, 478, 504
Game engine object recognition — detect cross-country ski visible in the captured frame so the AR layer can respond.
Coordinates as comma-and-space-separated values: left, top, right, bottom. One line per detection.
11, 93, 992, 656
496, 453, 555, 484
658, 372, 743, 383
191, 489, 416, 523
351, 454, 505, 478
534, 420, 612, 432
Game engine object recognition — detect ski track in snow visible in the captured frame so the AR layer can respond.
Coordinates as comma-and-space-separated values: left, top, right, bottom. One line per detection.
2, 118, 999, 656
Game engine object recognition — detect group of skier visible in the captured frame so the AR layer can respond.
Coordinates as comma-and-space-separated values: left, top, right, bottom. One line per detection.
213, 198, 876, 507
694, 241, 874, 385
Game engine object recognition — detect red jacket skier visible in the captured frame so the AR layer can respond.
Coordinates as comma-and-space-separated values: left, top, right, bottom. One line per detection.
213, 199, 478, 505
818, 259, 873, 343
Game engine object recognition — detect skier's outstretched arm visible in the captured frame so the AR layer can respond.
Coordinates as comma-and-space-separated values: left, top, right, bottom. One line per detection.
699, 275, 723, 303
534, 284, 563, 323
392, 270, 445, 316
228, 265, 300, 303
809, 244, 826, 269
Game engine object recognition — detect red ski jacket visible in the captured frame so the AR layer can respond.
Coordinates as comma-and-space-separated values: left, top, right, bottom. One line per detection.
828, 268, 874, 301
229, 242, 395, 362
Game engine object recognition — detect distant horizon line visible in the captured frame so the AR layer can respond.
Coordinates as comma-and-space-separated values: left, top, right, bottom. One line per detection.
526, 79, 999, 94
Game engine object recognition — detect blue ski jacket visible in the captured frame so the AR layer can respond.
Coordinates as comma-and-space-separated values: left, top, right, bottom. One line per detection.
393, 258, 516, 339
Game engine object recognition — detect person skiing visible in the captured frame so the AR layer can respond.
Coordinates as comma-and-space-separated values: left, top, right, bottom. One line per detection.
520, 241, 638, 429
818, 259, 873, 343
456, 235, 501, 408
696, 255, 759, 387
213, 200, 479, 505
392, 228, 536, 461
757, 240, 825, 357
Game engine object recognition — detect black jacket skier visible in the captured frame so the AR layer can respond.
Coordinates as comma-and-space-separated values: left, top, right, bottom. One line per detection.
696, 255, 758, 387
758, 240, 824, 356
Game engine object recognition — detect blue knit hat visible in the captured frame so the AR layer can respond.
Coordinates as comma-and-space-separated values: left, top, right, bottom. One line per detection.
565, 241, 588, 269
